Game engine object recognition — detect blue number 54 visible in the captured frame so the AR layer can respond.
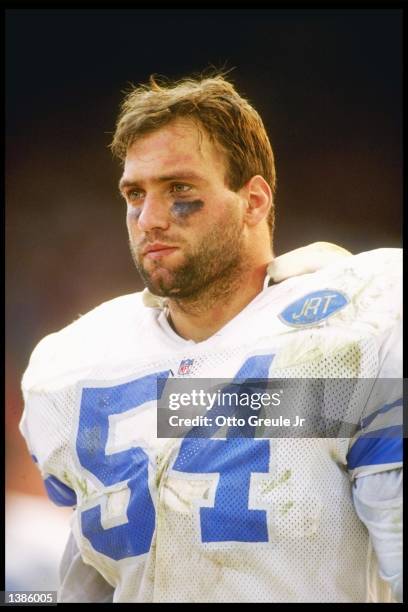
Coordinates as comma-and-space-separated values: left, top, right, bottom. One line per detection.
76, 354, 274, 560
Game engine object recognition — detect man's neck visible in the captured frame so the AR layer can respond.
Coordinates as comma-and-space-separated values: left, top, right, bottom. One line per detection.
167, 261, 270, 342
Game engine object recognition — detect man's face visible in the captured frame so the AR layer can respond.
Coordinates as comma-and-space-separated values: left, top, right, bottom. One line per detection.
119, 118, 248, 299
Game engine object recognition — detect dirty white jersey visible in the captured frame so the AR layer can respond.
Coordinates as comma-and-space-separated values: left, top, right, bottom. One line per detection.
20, 247, 402, 602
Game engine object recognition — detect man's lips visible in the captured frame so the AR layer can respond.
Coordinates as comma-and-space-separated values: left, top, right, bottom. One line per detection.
142, 243, 179, 259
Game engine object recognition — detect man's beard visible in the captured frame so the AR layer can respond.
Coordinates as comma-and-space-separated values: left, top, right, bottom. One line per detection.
129, 217, 247, 302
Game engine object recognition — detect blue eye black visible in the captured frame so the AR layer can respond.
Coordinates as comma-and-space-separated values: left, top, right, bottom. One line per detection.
171, 200, 204, 217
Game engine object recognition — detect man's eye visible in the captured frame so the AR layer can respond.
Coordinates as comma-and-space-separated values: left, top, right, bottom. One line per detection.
171, 184, 191, 194
127, 190, 143, 202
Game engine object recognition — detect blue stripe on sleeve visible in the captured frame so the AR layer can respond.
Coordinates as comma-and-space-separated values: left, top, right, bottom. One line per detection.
347, 425, 402, 470
44, 475, 77, 507
358, 398, 403, 431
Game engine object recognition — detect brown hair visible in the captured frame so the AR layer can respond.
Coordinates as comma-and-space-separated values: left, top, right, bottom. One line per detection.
111, 72, 276, 237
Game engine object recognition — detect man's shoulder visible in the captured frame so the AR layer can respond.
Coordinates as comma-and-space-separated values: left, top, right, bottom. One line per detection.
321, 247, 402, 298
257, 247, 402, 338
21, 291, 150, 393
344, 247, 401, 272
282, 247, 401, 293
315, 246, 400, 278
268, 244, 401, 290
40, 290, 146, 342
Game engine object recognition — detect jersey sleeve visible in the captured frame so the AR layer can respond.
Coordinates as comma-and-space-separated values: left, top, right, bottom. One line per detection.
346, 320, 402, 479
19, 333, 78, 507
352, 470, 402, 603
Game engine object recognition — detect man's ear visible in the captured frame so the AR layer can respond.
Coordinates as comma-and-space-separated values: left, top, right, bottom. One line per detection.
241, 175, 272, 227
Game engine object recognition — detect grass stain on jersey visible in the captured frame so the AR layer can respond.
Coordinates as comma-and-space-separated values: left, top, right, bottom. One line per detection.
261, 468, 292, 493
280, 500, 294, 515
62, 471, 73, 488
62, 470, 88, 500
329, 448, 345, 465
389, 516, 401, 532
77, 480, 88, 497
281, 469, 292, 482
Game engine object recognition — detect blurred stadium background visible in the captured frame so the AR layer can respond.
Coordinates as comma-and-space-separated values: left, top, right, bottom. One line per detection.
5, 8, 402, 593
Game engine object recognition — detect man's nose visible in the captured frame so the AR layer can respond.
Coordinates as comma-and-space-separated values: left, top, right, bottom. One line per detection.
135, 195, 170, 232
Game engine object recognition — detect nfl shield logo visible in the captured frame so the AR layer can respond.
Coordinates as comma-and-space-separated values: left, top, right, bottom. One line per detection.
178, 358, 194, 375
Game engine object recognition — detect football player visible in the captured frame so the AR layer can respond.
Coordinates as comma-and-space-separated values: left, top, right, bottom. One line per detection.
20, 73, 402, 602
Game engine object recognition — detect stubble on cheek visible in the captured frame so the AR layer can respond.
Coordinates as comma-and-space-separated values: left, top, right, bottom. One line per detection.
127, 235, 182, 295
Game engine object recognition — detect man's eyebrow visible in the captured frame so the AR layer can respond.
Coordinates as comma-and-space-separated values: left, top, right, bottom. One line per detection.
118, 172, 204, 192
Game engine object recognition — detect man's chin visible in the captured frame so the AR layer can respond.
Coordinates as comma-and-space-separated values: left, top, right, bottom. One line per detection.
142, 268, 181, 297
